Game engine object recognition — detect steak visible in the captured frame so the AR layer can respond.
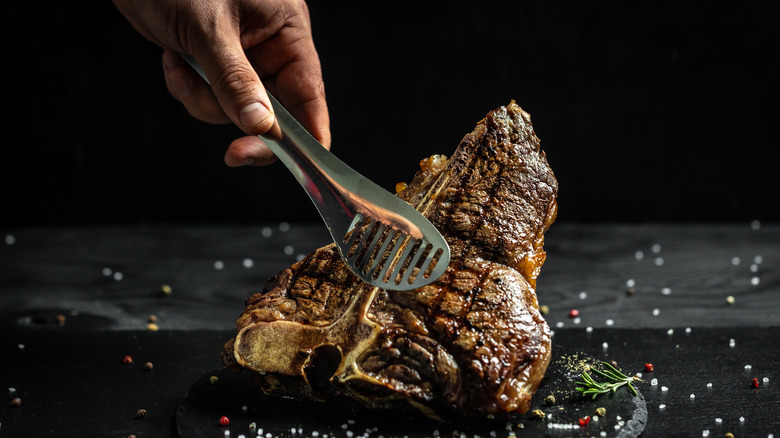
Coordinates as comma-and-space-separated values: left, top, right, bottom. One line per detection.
221, 101, 558, 418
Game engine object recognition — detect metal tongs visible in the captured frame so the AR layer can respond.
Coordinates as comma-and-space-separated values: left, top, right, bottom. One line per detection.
183, 55, 450, 291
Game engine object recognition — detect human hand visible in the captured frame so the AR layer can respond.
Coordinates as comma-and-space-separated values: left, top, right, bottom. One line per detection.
112, 0, 330, 166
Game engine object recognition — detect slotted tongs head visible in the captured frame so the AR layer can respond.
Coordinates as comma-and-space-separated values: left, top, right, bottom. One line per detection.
183, 55, 450, 290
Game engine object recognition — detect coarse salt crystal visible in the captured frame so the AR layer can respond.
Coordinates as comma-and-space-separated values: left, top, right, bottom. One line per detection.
732, 257, 741, 265
214, 260, 224, 270
729, 339, 736, 347
745, 364, 752, 370
750, 263, 759, 273
4, 234, 15, 245
751, 276, 760, 286
573, 317, 581, 325
707, 382, 713, 389
754, 255, 763, 264
627, 278, 636, 287
662, 287, 672, 295
652, 244, 662, 253
606, 319, 615, 326
667, 328, 674, 335
579, 291, 588, 299
586, 326, 593, 333
602, 342, 609, 350
284, 245, 295, 255
702, 430, 710, 437
555, 321, 564, 328
655, 257, 665, 266
686, 327, 692, 333
102, 267, 113, 276
690, 393, 695, 399
739, 416, 745, 423
652, 308, 661, 316
261, 227, 273, 237
242, 258, 254, 268
750, 220, 761, 230
279, 222, 290, 232
651, 378, 658, 386
715, 418, 722, 425
113, 271, 124, 281
635, 250, 644, 260
763, 377, 769, 383
659, 404, 666, 410
661, 386, 668, 392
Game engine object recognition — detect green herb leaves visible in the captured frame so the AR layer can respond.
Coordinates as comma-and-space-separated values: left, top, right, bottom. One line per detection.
575, 362, 639, 399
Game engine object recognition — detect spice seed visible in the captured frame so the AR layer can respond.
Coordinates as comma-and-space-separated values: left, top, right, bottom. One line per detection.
135, 409, 147, 419
10, 397, 21, 407
144, 362, 154, 371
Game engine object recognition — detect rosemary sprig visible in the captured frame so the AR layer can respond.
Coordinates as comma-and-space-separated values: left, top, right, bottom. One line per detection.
575, 362, 640, 399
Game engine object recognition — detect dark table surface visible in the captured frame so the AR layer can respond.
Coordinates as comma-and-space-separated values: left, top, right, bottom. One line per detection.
1, 222, 778, 437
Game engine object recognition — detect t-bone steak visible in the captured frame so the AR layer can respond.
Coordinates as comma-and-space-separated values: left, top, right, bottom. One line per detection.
221, 101, 559, 418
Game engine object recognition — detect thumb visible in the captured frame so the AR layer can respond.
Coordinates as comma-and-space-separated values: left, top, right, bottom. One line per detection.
198, 48, 276, 136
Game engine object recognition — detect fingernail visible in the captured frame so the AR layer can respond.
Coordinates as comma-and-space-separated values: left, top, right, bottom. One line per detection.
241, 157, 256, 166
239, 102, 271, 128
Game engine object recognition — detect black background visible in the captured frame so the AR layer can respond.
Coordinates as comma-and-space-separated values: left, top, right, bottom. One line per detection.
3, 1, 779, 226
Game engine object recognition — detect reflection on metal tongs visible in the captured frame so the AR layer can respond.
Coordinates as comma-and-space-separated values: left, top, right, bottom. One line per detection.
182, 55, 450, 291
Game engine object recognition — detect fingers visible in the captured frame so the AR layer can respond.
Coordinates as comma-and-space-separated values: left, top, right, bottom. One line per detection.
162, 50, 230, 124
193, 42, 278, 138
224, 136, 278, 167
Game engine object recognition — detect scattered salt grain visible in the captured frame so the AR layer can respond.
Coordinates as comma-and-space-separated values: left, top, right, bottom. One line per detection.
579, 291, 588, 300
18, 344, 25, 350
224, 431, 230, 437
655, 257, 665, 266
573, 317, 581, 325
214, 260, 224, 270
750, 220, 761, 230
284, 245, 295, 255
751, 276, 760, 286
652, 244, 662, 253
750, 263, 759, 273
8, 388, 16, 394
626, 278, 636, 287
635, 250, 644, 260
242, 258, 254, 268
745, 364, 753, 370
102, 267, 113, 276
686, 327, 692, 334
661, 287, 672, 295
702, 430, 710, 437
729, 339, 736, 347
754, 255, 763, 264
661, 386, 668, 392
555, 321, 564, 328
715, 418, 723, 425
690, 393, 695, 399
651, 378, 658, 386
731, 257, 741, 265
667, 329, 674, 335
606, 319, 615, 326
763, 377, 769, 383
279, 222, 290, 232
586, 326, 593, 333
602, 342, 609, 350
707, 383, 713, 389
652, 308, 661, 316
113, 271, 124, 281
739, 416, 745, 423
4, 234, 15, 245
238, 435, 246, 438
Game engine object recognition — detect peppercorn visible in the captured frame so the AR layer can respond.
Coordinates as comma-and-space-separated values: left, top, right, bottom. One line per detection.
135, 409, 147, 419
10, 397, 21, 407
545, 394, 556, 405
123, 355, 133, 365
644, 363, 654, 372
531, 409, 545, 420
148, 314, 157, 323
219, 416, 230, 426
55, 314, 67, 326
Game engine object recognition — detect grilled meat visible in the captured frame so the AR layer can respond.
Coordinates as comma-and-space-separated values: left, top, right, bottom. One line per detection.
222, 101, 558, 418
